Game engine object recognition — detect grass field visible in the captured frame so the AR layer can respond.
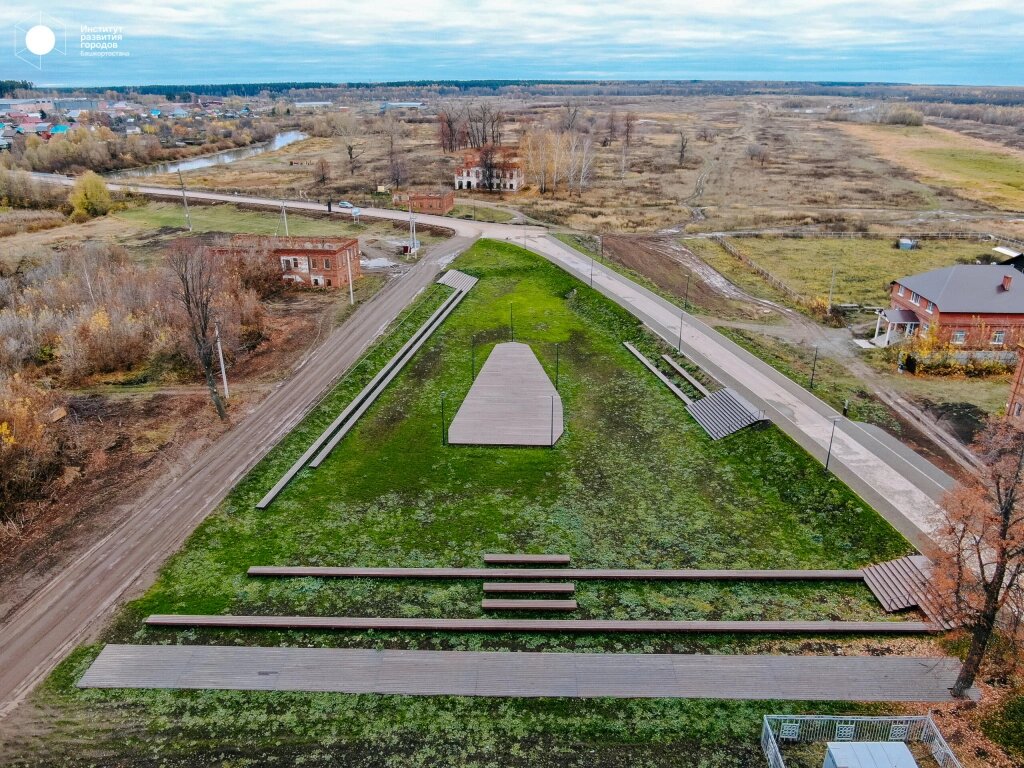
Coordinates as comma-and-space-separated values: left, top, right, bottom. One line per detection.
695, 236, 997, 307
839, 123, 1024, 211
450, 203, 515, 223
14, 241, 922, 767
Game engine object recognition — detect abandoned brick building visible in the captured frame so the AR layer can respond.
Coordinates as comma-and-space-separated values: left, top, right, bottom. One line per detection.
212, 235, 361, 289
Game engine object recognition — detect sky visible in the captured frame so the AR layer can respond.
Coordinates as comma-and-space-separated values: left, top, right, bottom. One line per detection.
3, 0, 1024, 88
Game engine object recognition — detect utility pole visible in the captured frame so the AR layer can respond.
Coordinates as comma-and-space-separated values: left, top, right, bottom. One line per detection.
678, 311, 684, 353
590, 257, 595, 287
177, 170, 192, 232
346, 250, 354, 305
281, 202, 289, 236
408, 203, 417, 254
809, 346, 819, 389
214, 320, 229, 399
684, 271, 691, 311
440, 392, 447, 445
824, 417, 841, 475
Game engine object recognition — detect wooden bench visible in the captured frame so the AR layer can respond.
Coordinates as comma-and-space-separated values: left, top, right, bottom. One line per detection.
483, 582, 575, 594
483, 554, 571, 565
481, 599, 578, 612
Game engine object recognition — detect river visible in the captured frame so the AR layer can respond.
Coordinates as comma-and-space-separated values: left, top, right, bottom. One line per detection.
107, 130, 307, 179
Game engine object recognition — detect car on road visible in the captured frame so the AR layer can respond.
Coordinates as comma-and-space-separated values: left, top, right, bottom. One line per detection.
337, 201, 354, 209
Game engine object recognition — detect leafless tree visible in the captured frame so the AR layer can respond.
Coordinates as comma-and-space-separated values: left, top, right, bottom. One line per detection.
313, 158, 330, 186
677, 130, 689, 166
932, 421, 1024, 697
562, 100, 581, 133
746, 143, 769, 167
165, 242, 227, 421
335, 113, 365, 175
697, 125, 715, 142
623, 112, 638, 148
604, 108, 618, 146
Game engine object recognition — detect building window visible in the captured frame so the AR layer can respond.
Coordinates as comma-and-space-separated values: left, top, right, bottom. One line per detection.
292, 258, 299, 269
926, 301, 934, 314
897, 284, 905, 297
1016, 403, 1023, 417
326, 279, 332, 287
992, 330, 1006, 345
324, 259, 330, 269
910, 291, 921, 305
312, 278, 320, 286
952, 330, 967, 345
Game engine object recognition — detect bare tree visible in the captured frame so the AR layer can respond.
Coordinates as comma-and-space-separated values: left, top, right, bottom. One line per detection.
562, 100, 581, 133
605, 108, 618, 146
677, 130, 689, 166
623, 112, 638, 148
165, 242, 227, 420
313, 158, 330, 186
746, 143, 769, 167
933, 421, 1024, 697
335, 113, 365, 175
697, 125, 715, 142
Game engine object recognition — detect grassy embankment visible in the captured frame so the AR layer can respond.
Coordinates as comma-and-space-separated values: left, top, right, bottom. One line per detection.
23, 240, 919, 767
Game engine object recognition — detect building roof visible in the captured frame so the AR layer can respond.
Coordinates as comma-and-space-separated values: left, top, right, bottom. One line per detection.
826, 741, 917, 768
897, 264, 1024, 314
882, 308, 919, 324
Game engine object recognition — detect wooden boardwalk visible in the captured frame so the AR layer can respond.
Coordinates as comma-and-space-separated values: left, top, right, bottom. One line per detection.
146, 615, 934, 634
247, 566, 864, 581
78, 645, 963, 701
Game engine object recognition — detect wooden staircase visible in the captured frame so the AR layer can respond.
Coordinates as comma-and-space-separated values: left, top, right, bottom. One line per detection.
686, 389, 766, 440
862, 556, 953, 629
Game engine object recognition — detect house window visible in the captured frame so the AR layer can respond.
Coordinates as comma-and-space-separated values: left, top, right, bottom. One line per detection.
326, 279, 332, 287
312, 278, 320, 286
952, 330, 967, 345
292, 258, 299, 269
1016, 403, 1023, 417
926, 301, 935, 314
324, 259, 330, 269
992, 330, 1006, 345
897, 284, 905, 297
910, 291, 921, 305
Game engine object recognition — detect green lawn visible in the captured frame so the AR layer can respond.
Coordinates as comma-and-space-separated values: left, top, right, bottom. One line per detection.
450, 203, 515, 223
911, 148, 1024, 210
719, 237, 998, 307
20, 240, 917, 767
114, 201, 444, 244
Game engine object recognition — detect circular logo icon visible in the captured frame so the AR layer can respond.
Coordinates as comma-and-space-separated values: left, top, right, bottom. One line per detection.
25, 24, 56, 56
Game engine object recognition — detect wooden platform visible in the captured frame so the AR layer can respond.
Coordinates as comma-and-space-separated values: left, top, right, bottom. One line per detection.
481, 599, 578, 612
78, 645, 964, 701
146, 615, 935, 634
863, 556, 953, 629
248, 566, 864, 581
686, 388, 766, 440
483, 554, 571, 565
447, 342, 563, 446
483, 582, 576, 594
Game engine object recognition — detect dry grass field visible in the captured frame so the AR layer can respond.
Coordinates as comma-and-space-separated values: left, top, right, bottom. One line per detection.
838, 123, 1024, 211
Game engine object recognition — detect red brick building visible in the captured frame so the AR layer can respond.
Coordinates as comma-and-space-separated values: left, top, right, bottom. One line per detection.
874, 264, 1024, 349
392, 190, 455, 215
454, 148, 523, 192
213, 235, 361, 289
1007, 344, 1024, 421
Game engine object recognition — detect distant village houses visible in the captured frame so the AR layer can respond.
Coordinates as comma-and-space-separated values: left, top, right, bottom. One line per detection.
210, 235, 361, 290
454, 148, 523, 192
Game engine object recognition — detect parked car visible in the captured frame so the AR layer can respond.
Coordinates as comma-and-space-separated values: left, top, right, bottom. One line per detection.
338, 201, 354, 209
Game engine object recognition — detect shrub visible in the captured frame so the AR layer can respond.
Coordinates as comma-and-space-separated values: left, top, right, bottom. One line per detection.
68, 171, 112, 222
879, 107, 924, 126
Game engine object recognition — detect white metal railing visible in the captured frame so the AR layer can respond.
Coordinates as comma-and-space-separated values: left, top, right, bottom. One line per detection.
761, 715, 963, 768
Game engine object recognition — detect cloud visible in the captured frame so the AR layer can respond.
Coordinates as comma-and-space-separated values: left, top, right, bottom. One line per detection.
3, 0, 1023, 85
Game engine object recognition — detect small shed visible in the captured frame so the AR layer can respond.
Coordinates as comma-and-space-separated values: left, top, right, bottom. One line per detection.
824, 741, 917, 768
898, 238, 918, 251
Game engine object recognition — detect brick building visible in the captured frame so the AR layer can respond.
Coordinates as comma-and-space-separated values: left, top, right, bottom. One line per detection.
454, 148, 523, 192
213, 235, 361, 289
392, 190, 455, 215
874, 264, 1024, 349
1008, 344, 1024, 421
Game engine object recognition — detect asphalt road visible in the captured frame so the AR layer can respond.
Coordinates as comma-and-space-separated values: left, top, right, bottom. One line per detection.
1, 177, 950, 719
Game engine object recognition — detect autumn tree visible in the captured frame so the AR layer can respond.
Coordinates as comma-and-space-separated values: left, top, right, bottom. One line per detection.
68, 171, 113, 222
933, 420, 1024, 697
165, 242, 228, 421
623, 112, 638, 148
313, 158, 331, 186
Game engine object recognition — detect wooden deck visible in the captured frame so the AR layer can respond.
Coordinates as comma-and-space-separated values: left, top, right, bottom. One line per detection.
247, 566, 864, 581
483, 582, 576, 594
78, 645, 964, 701
146, 615, 935, 634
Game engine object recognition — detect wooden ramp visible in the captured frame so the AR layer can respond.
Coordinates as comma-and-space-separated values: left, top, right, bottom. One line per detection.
146, 615, 935, 634
79, 645, 964, 701
686, 388, 766, 440
863, 556, 953, 629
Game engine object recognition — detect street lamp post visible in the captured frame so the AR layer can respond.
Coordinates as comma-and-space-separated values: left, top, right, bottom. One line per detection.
824, 416, 841, 475
684, 271, 691, 311
809, 346, 819, 390
440, 392, 447, 446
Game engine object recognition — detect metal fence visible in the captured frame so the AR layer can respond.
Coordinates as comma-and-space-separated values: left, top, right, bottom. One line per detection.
761, 714, 963, 768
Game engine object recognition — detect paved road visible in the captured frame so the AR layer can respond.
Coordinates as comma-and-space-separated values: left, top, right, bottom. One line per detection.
1, 177, 948, 718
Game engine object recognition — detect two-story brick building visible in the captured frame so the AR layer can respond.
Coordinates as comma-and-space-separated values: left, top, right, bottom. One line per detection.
454, 148, 523, 192
212, 235, 361, 289
874, 264, 1024, 348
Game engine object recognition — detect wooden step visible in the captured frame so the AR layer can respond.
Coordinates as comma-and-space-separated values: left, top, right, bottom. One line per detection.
483, 582, 576, 594
481, 599, 578, 612
483, 554, 571, 565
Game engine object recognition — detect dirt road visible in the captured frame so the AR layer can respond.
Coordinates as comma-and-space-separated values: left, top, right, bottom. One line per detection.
0, 231, 473, 718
